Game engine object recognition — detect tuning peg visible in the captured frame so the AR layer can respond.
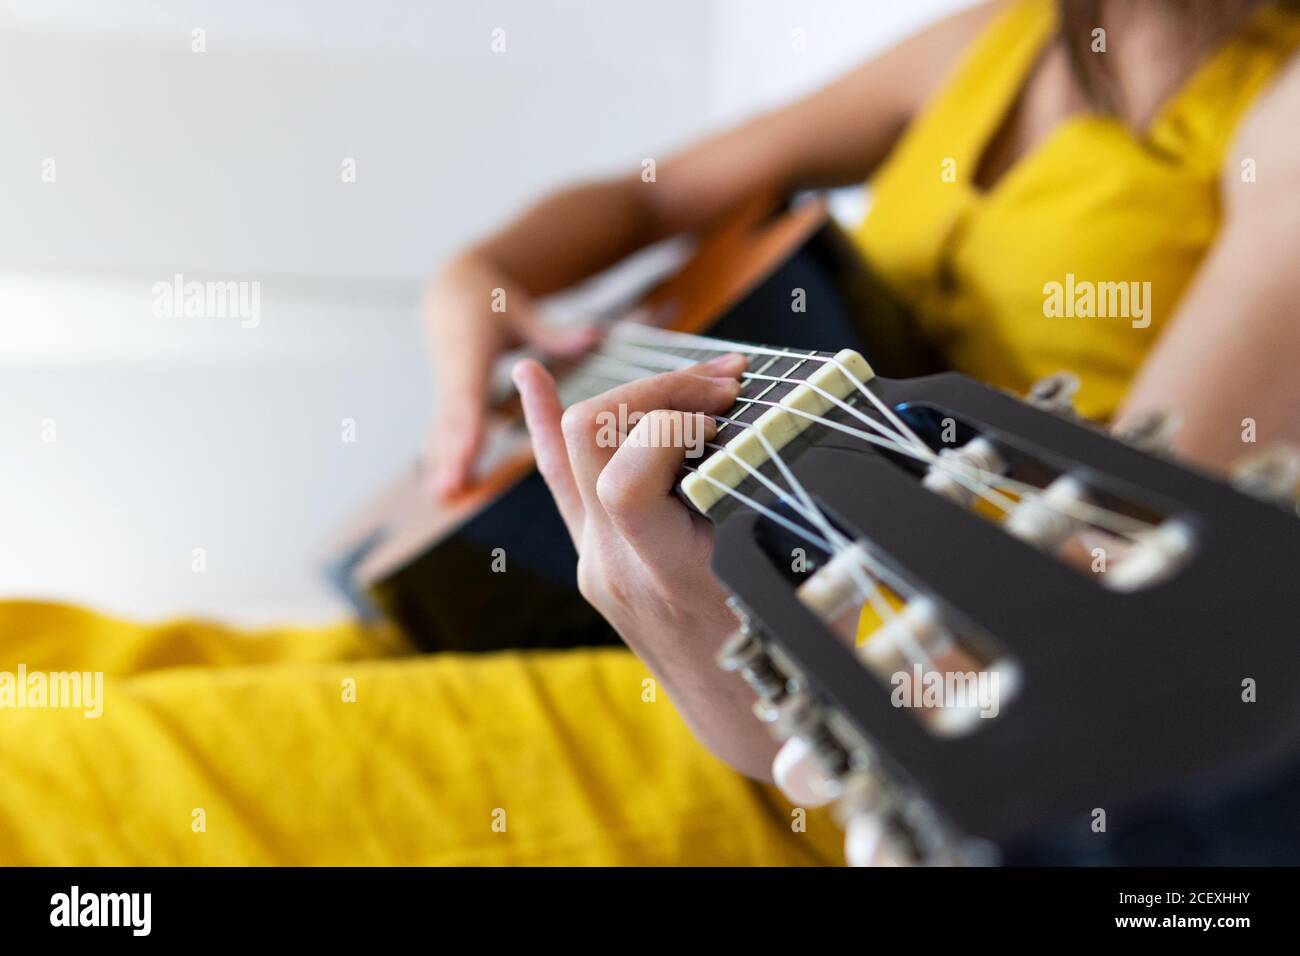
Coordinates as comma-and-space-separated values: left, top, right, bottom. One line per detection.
1231, 444, 1300, 513
715, 621, 759, 673
772, 737, 836, 806
1111, 408, 1182, 455
1025, 371, 1081, 416
1106, 519, 1196, 592
1003, 475, 1088, 549
858, 595, 950, 673
836, 773, 914, 866
769, 691, 819, 740
716, 610, 792, 716
845, 812, 909, 867
921, 436, 1008, 507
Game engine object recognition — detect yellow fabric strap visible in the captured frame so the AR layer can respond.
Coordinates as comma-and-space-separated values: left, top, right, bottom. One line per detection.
925, 0, 1300, 177
1148, 3, 1300, 173
924, 0, 1058, 175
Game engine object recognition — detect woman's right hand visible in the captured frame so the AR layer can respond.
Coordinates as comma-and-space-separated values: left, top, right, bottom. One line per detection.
418, 0, 982, 498
423, 252, 598, 498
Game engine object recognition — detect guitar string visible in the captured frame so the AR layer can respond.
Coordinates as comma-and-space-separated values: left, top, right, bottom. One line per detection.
711, 399, 1157, 537
585, 345, 1026, 523
705, 426, 899, 625
596, 341, 696, 371
704, 420, 938, 669
709, 347, 909, 614
590, 346, 917, 450
696, 347, 926, 645
606, 323, 932, 456
574, 338, 1126, 669
731, 397, 1020, 516
615, 331, 929, 457
680, 465, 831, 552
586, 344, 912, 581
671, 342, 934, 661
590, 334, 1025, 513
563, 328, 1162, 680
728, 349, 820, 445
737, 367, 926, 449
689, 433, 937, 668
583, 339, 920, 638
577, 343, 1153, 538
694, 346, 923, 639
602, 327, 1163, 536
719, 397, 1156, 537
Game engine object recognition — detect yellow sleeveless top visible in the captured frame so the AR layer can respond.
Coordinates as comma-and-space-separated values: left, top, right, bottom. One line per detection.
855, 0, 1300, 419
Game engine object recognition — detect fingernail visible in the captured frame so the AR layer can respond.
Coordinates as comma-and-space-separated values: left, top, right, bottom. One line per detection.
710, 376, 742, 389
704, 352, 744, 371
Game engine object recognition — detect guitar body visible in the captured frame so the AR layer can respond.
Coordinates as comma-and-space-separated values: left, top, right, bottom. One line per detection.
324, 196, 937, 653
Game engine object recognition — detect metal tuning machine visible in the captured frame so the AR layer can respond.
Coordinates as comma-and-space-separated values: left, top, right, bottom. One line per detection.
1231, 444, 1300, 514
718, 595, 982, 867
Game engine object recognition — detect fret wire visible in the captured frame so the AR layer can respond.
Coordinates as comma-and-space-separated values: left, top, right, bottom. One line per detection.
717, 347, 816, 442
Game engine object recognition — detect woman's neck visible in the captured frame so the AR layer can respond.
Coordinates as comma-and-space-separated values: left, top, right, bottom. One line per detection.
1062, 0, 1271, 126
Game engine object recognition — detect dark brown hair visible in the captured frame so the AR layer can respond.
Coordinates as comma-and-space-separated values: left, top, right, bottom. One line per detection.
1056, 0, 1294, 115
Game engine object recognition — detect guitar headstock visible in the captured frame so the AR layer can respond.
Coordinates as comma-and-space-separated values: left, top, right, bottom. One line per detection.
683, 349, 1300, 864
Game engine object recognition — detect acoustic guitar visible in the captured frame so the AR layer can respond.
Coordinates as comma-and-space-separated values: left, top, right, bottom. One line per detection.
323, 193, 938, 653
325, 194, 1300, 866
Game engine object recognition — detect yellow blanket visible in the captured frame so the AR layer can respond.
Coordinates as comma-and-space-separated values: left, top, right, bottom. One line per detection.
0, 601, 840, 865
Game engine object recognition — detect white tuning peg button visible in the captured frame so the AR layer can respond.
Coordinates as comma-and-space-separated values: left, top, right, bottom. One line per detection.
772, 736, 837, 807
844, 813, 906, 867
921, 436, 1007, 508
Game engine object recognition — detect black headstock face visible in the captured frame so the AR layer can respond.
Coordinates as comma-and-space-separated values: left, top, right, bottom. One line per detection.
696, 368, 1300, 860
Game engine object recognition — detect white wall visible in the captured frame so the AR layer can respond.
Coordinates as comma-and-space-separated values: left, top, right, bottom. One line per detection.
1, 0, 716, 279
709, 0, 972, 121
0, 1, 971, 625
708, 0, 973, 223
0, 0, 716, 623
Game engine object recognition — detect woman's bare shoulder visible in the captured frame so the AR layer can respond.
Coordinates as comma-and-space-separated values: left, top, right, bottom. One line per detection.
1225, 51, 1300, 205
883, 1, 1013, 113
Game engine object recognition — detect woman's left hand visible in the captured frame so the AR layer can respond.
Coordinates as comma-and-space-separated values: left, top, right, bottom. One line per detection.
512, 352, 782, 780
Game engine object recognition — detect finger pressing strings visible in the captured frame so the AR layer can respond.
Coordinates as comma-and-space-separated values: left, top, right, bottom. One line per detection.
584, 325, 1157, 539
608, 323, 932, 457
585, 339, 1026, 529
587, 343, 919, 453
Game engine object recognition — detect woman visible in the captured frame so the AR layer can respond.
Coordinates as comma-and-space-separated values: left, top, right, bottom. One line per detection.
4, 0, 1298, 865
430, 0, 1300, 784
